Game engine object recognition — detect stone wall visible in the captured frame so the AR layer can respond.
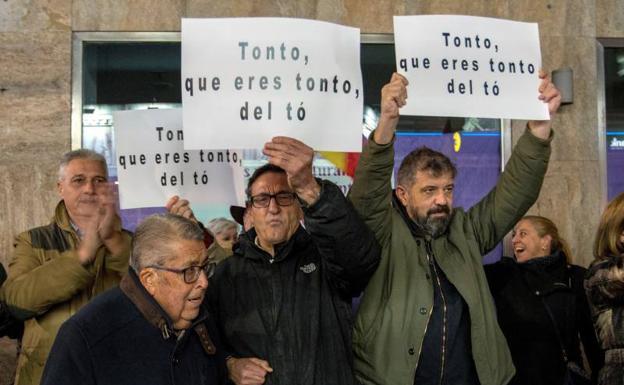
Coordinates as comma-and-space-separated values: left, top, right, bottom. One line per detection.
1, 0, 622, 382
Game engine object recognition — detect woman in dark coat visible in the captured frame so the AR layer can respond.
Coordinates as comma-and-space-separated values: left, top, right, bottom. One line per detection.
485, 215, 603, 385
585, 192, 624, 385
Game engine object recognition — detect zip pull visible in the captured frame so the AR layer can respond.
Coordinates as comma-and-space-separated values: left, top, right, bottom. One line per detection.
161, 323, 170, 339
269, 258, 274, 264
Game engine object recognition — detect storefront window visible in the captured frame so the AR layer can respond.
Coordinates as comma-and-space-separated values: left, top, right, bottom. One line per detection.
604, 47, 624, 200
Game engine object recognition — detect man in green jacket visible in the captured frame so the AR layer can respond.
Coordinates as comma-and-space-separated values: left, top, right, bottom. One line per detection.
2, 149, 131, 385
348, 72, 561, 385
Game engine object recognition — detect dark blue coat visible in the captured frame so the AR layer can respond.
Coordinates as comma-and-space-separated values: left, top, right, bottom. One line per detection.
40, 269, 227, 385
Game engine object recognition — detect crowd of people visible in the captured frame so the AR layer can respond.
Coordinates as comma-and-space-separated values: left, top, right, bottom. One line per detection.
0, 71, 623, 385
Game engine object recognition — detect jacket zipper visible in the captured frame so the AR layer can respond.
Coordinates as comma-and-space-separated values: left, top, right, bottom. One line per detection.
426, 241, 447, 385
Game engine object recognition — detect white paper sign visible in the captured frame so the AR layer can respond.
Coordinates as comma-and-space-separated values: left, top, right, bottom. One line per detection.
393, 15, 549, 120
182, 17, 363, 152
114, 108, 245, 209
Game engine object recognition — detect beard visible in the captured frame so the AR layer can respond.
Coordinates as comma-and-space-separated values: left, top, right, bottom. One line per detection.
412, 205, 452, 238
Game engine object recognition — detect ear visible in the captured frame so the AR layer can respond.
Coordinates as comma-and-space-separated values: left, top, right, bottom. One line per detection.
57, 180, 63, 196
541, 234, 553, 252
139, 269, 158, 296
395, 185, 410, 207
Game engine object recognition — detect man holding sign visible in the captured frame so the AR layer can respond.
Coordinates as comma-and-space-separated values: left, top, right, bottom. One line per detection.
348, 72, 560, 385
207, 137, 380, 385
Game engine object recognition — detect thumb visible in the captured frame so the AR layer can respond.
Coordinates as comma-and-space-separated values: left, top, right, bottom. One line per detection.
249, 358, 273, 373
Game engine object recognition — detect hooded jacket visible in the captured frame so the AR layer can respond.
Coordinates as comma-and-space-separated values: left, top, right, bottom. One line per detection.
208, 180, 380, 385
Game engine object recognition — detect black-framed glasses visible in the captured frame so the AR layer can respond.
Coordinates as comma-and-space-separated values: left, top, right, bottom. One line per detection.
147, 260, 216, 284
249, 192, 297, 208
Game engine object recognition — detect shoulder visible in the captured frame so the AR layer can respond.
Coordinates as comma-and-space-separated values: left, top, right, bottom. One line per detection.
567, 264, 587, 279
484, 257, 516, 276
16, 222, 72, 253
69, 287, 140, 345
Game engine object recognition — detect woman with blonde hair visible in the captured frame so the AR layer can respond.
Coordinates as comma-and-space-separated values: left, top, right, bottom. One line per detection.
585, 192, 624, 385
485, 215, 602, 385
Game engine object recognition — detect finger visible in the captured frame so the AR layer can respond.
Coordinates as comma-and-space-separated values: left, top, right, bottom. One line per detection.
170, 199, 190, 215
390, 72, 409, 86
270, 136, 306, 147
263, 142, 299, 158
538, 77, 550, 93
263, 153, 289, 170
242, 372, 267, 384
165, 195, 179, 210
268, 137, 312, 157
249, 358, 273, 372
241, 363, 268, 378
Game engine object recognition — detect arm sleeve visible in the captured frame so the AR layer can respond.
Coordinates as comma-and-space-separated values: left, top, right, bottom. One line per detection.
3, 232, 94, 317
466, 129, 552, 255
40, 319, 96, 385
347, 134, 395, 249
304, 180, 381, 297
573, 267, 604, 380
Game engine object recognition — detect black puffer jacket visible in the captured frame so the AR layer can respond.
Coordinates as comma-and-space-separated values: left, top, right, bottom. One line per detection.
208, 180, 381, 385
485, 252, 603, 385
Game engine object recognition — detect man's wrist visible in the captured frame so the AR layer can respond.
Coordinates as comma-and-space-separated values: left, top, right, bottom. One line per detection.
296, 181, 321, 208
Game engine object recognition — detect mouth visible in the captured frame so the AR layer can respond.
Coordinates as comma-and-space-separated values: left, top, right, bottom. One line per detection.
187, 294, 204, 306
514, 246, 525, 255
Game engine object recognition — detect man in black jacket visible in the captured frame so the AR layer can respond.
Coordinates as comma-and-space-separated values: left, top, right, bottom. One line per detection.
40, 214, 227, 385
0, 263, 23, 339
209, 136, 381, 385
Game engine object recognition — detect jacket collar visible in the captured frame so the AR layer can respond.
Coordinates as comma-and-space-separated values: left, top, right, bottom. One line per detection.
53, 200, 75, 233
234, 226, 311, 263
516, 250, 570, 294
120, 268, 217, 355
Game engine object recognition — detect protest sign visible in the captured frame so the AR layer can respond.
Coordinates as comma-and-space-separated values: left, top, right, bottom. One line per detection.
393, 15, 549, 120
182, 17, 363, 152
114, 108, 245, 209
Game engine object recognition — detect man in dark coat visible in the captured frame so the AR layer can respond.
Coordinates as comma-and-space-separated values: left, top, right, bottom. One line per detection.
209, 136, 381, 385
40, 214, 227, 385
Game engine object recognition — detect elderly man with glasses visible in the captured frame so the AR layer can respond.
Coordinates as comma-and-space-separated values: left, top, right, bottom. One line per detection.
208, 137, 381, 385
40, 214, 227, 385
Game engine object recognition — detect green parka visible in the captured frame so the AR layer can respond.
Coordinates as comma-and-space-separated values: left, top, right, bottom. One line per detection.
2, 201, 131, 385
348, 129, 552, 385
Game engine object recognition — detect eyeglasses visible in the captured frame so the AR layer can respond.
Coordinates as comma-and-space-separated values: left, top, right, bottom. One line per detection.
249, 192, 297, 208
147, 260, 216, 284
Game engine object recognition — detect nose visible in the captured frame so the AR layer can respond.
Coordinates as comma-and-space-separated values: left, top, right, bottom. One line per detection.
511, 232, 519, 244
196, 269, 209, 290
433, 190, 448, 206
83, 179, 97, 194
267, 195, 281, 213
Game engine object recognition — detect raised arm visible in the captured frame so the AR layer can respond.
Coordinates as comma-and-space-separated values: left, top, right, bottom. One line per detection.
348, 73, 408, 247
263, 137, 381, 296
466, 71, 561, 254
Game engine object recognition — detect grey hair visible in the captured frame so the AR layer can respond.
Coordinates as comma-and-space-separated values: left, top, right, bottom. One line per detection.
397, 147, 457, 188
206, 217, 238, 236
58, 149, 108, 181
130, 213, 205, 272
